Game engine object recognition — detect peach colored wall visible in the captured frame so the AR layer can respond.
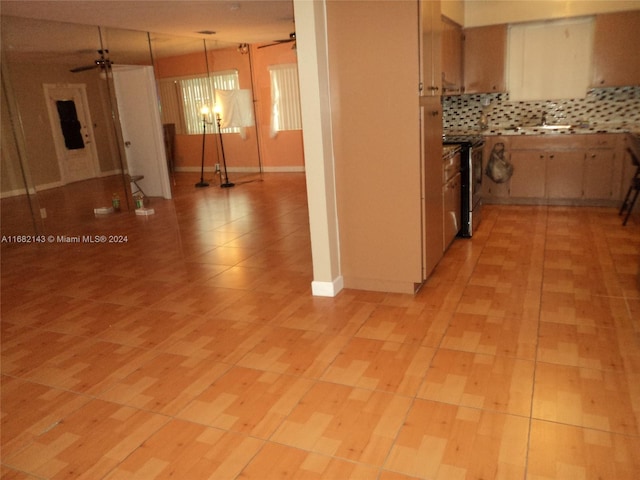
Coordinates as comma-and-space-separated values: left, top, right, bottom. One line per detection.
326, 0, 423, 293
249, 43, 305, 170
154, 43, 304, 171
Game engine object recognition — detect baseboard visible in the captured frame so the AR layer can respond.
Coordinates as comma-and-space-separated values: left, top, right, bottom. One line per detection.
311, 276, 344, 297
174, 166, 305, 173
97, 169, 123, 177
262, 166, 305, 173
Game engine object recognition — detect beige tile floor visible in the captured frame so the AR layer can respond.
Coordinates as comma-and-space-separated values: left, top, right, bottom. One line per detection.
2, 172, 640, 479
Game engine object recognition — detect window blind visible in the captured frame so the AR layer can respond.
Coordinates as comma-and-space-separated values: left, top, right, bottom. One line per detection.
268, 63, 302, 135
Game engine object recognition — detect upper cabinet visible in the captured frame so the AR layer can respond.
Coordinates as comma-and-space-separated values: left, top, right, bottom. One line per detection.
420, 0, 442, 96
463, 24, 507, 94
441, 16, 463, 94
591, 10, 640, 87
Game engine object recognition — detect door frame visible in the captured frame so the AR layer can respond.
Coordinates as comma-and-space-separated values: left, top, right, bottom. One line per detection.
43, 83, 101, 185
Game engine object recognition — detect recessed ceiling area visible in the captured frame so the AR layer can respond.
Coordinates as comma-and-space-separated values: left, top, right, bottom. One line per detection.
0, 0, 295, 45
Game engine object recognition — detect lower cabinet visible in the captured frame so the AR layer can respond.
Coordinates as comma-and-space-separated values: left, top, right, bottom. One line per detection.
584, 149, 617, 200
483, 134, 624, 205
545, 151, 585, 199
509, 151, 547, 198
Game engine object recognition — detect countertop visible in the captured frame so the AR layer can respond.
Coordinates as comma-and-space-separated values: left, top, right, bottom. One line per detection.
442, 144, 460, 159
445, 123, 640, 138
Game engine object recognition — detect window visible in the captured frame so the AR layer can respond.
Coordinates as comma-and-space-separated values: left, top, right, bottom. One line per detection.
158, 70, 240, 134
268, 63, 302, 136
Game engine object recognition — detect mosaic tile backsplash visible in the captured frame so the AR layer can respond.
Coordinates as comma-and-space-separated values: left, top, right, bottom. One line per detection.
442, 86, 640, 133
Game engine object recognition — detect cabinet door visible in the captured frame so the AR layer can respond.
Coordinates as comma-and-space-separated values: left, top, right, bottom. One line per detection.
421, 97, 444, 278
420, 0, 442, 96
592, 11, 640, 87
546, 151, 585, 199
443, 172, 461, 250
441, 16, 463, 94
584, 150, 615, 200
509, 151, 546, 198
463, 24, 507, 94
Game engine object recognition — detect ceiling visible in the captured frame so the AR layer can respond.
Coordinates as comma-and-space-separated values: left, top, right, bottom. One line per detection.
1, 0, 295, 62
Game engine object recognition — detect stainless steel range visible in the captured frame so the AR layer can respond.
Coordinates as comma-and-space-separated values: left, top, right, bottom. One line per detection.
443, 135, 485, 237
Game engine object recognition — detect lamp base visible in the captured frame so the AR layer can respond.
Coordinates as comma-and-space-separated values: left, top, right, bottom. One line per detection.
220, 182, 235, 188
195, 181, 210, 188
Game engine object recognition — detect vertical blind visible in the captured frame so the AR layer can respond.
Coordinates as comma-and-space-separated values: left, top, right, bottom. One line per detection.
268, 63, 302, 135
158, 70, 240, 134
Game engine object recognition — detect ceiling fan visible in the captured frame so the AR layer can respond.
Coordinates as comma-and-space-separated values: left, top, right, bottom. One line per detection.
258, 32, 296, 49
70, 49, 113, 73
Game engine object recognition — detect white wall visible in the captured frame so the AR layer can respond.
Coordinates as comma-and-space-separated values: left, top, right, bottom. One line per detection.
465, 0, 640, 27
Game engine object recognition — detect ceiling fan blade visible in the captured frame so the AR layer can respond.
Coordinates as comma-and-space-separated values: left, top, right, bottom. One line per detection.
70, 64, 99, 73
258, 32, 296, 49
258, 39, 294, 49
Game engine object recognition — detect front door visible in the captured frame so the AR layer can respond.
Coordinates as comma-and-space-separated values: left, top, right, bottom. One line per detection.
44, 84, 100, 184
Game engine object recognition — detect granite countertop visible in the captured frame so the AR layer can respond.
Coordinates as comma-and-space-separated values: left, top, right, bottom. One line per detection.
446, 123, 640, 137
442, 144, 460, 158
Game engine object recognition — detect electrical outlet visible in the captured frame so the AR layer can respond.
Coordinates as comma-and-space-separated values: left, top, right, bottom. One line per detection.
40, 208, 47, 219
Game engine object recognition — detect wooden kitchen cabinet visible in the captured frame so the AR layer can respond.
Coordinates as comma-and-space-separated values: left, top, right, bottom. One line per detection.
482, 138, 510, 199
584, 150, 616, 200
584, 135, 622, 200
545, 151, 585, 199
441, 16, 463, 94
421, 96, 444, 278
483, 134, 624, 205
463, 24, 507, 94
509, 150, 547, 198
591, 10, 640, 87
420, 0, 442, 96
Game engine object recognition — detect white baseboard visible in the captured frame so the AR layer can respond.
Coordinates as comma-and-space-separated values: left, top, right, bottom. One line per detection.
311, 276, 344, 297
174, 166, 305, 173
34, 180, 64, 192
97, 169, 123, 177
1, 188, 30, 199
174, 166, 259, 173
262, 166, 305, 173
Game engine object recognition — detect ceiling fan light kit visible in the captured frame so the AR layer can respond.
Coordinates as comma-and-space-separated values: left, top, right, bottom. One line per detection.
70, 49, 113, 73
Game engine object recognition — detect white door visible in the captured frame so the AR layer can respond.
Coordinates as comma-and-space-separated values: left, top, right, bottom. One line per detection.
44, 84, 100, 184
112, 65, 172, 199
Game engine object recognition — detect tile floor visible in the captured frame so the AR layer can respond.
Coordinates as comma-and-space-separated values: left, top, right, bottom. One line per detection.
2, 172, 639, 479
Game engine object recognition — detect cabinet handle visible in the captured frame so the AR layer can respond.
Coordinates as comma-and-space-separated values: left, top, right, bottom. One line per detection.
428, 85, 440, 92
431, 110, 439, 117
549, 154, 554, 159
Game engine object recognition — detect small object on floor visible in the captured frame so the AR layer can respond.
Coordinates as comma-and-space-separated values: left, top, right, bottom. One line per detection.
133, 194, 145, 209
111, 193, 120, 211
135, 207, 155, 216
94, 206, 114, 215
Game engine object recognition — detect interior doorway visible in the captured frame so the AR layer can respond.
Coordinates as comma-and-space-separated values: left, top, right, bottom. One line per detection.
44, 83, 100, 184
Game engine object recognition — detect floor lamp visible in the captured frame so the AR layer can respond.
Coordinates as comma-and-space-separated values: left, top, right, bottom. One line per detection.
214, 107, 235, 188
195, 105, 210, 188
